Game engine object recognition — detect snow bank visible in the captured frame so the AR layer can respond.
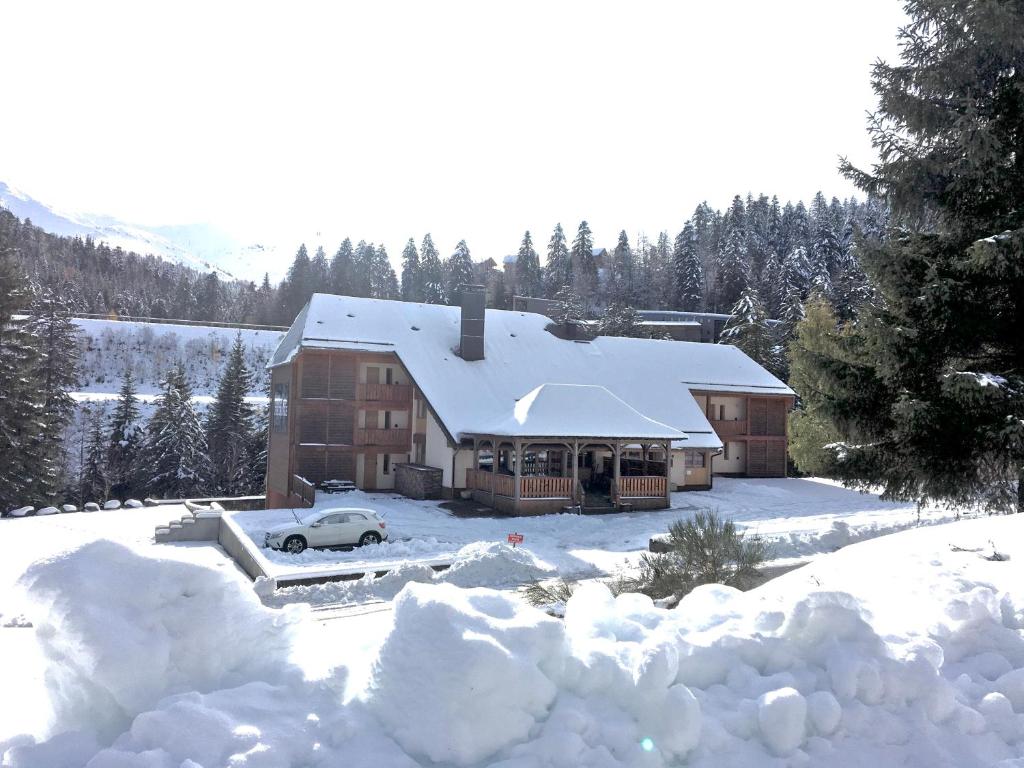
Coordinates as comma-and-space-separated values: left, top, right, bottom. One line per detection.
439, 541, 555, 588
19, 541, 301, 739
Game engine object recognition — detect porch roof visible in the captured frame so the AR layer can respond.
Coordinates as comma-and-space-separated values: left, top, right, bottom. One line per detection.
470, 383, 685, 441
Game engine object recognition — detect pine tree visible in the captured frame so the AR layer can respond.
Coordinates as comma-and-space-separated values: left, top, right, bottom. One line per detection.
544, 223, 572, 298
144, 363, 210, 498
311, 246, 329, 288
81, 407, 110, 504
206, 335, 256, 495
330, 238, 354, 296
280, 244, 312, 318
786, 297, 844, 476
720, 285, 778, 374
349, 242, 374, 298
552, 284, 586, 327
0, 254, 43, 509
514, 231, 544, 299
28, 289, 80, 501
820, 0, 1024, 510
400, 238, 422, 302
369, 244, 400, 299
672, 223, 703, 311
570, 220, 596, 302
107, 367, 142, 499
445, 240, 475, 304
419, 234, 445, 304
609, 230, 634, 306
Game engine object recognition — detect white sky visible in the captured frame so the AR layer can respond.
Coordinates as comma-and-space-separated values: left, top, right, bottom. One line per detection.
0, 1, 906, 272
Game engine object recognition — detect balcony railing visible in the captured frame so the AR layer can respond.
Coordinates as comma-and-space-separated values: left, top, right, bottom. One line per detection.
354, 427, 411, 447
710, 419, 747, 437
356, 382, 413, 405
618, 476, 667, 498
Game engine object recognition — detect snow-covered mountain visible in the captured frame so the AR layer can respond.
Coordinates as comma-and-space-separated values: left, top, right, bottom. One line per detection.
0, 181, 288, 280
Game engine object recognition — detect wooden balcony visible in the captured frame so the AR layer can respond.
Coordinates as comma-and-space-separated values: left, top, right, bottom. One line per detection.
354, 427, 411, 448
710, 419, 747, 437
618, 476, 667, 498
356, 382, 413, 405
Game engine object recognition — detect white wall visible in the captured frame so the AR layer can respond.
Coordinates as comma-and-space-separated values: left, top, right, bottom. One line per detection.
712, 441, 746, 473
424, 410, 455, 487
357, 361, 411, 386
376, 452, 411, 489
708, 395, 746, 422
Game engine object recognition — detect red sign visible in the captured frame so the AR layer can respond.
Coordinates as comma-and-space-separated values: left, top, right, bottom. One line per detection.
507, 532, 524, 547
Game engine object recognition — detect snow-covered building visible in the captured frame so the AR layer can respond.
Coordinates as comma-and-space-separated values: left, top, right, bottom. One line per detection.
266, 288, 794, 512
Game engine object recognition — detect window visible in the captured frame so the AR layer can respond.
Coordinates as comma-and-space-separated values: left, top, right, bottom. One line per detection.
383, 454, 391, 474
319, 514, 344, 525
273, 384, 289, 432
724, 443, 730, 460
685, 452, 705, 468
384, 411, 392, 429
345, 512, 367, 522
718, 404, 725, 421
385, 367, 393, 385
417, 396, 426, 419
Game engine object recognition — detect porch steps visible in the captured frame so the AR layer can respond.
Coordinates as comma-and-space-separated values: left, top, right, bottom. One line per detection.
154, 503, 224, 543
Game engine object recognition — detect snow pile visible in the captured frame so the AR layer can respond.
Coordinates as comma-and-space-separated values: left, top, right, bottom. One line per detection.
366, 582, 565, 765
19, 541, 301, 739
439, 541, 556, 588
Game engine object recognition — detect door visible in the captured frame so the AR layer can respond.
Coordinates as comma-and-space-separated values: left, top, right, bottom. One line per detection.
363, 452, 378, 489
310, 513, 345, 546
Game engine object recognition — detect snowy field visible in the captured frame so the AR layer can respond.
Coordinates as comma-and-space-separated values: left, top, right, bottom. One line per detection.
233, 477, 967, 596
1, 486, 1023, 766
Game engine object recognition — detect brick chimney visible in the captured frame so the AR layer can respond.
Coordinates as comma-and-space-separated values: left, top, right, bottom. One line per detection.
458, 284, 486, 361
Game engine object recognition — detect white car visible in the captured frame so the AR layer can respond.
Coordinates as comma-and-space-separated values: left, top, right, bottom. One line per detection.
264, 508, 388, 554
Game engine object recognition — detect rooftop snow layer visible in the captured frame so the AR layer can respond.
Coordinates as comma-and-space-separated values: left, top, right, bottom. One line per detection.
479, 383, 685, 439
271, 295, 794, 448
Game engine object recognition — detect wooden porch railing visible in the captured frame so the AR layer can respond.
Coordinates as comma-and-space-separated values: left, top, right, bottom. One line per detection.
619, 476, 667, 498
710, 419, 747, 437
356, 382, 413, 404
520, 476, 573, 499
354, 427, 411, 447
292, 474, 316, 507
466, 468, 493, 492
493, 473, 514, 497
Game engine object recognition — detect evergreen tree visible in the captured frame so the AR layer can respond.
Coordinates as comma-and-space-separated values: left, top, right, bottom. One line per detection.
144, 363, 210, 498
330, 238, 354, 296
107, 367, 142, 499
544, 223, 572, 297
597, 302, 643, 338
81, 408, 110, 504
720, 285, 779, 373
514, 231, 544, 298
672, 223, 703, 311
445, 240, 475, 304
311, 246, 329, 288
400, 238, 422, 302
206, 335, 256, 495
349, 242, 374, 297
280, 244, 312, 319
419, 234, 445, 304
609, 230, 634, 305
369, 244, 400, 299
28, 289, 80, 501
570, 220, 597, 301
786, 297, 844, 476
0, 254, 43, 509
819, 0, 1024, 510
552, 284, 586, 326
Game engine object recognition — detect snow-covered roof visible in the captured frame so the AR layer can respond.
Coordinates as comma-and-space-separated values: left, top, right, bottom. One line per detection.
271, 295, 795, 448
479, 384, 685, 439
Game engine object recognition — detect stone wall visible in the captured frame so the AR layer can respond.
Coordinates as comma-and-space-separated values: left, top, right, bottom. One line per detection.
395, 463, 443, 500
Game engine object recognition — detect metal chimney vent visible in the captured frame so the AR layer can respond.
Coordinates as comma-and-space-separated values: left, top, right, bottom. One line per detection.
458, 284, 486, 361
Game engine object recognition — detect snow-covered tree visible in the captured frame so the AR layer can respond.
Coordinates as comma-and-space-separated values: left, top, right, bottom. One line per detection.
673, 223, 703, 311
570, 220, 597, 300
81, 408, 110, 504
445, 240, 475, 305
514, 231, 543, 298
107, 367, 142, 499
419, 234, 445, 304
144, 363, 210, 498
597, 302, 643, 338
544, 223, 572, 298
609, 230, 634, 305
720, 285, 778, 373
400, 238, 422, 302
329, 238, 354, 296
552, 284, 586, 327
206, 335, 256, 495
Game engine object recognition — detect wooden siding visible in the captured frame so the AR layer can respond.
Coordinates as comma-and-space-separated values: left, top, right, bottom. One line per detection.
619, 476, 667, 498
520, 476, 573, 498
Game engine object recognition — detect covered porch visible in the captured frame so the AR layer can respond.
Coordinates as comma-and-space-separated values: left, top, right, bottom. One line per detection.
461, 383, 685, 516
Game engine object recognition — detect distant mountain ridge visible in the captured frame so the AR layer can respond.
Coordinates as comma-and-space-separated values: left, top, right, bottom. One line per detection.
0, 181, 285, 280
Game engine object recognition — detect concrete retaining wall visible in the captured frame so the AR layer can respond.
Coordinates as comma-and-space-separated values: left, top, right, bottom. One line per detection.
395, 463, 443, 500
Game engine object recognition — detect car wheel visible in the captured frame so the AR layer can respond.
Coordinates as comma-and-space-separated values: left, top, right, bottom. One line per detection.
358, 531, 381, 547
284, 535, 307, 554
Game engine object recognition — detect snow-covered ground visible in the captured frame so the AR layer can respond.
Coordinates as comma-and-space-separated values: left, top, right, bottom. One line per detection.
234, 477, 967, 598
2, 487, 1022, 767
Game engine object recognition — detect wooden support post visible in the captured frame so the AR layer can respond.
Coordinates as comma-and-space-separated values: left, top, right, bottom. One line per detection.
641, 443, 648, 474
514, 439, 522, 510
664, 441, 672, 505
612, 442, 622, 493
572, 440, 580, 505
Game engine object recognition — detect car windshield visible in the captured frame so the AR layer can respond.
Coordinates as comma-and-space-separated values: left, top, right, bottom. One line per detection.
299, 511, 324, 525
